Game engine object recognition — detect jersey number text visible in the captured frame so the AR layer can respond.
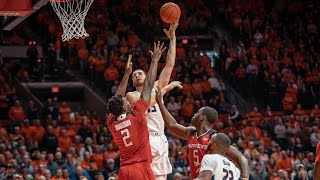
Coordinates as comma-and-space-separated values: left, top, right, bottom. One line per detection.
222, 168, 234, 180
121, 129, 133, 147
147, 105, 157, 113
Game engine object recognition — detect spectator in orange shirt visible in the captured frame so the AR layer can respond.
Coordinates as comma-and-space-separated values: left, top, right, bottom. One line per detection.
182, 78, 193, 95
277, 151, 292, 175
94, 56, 106, 88
293, 104, 305, 116
81, 152, 97, 170
248, 106, 263, 125
311, 104, 320, 117
282, 92, 295, 112
0, 127, 8, 142
271, 144, 283, 164
30, 119, 46, 145
91, 145, 104, 171
58, 101, 71, 123
50, 168, 65, 180
104, 63, 120, 97
58, 129, 72, 154
21, 119, 32, 140
8, 100, 25, 122
201, 76, 212, 96
180, 97, 194, 121
191, 78, 203, 96
103, 143, 119, 162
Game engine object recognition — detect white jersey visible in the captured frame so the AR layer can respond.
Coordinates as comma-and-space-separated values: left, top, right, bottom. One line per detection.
134, 90, 171, 175
134, 89, 165, 133
200, 154, 240, 180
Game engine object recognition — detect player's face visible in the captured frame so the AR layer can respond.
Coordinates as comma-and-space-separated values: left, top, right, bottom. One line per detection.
206, 135, 217, 154
132, 70, 146, 87
122, 97, 131, 111
191, 108, 203, 126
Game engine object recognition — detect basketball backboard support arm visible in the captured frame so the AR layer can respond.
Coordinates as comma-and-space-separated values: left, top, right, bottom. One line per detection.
2, 0, 48, 30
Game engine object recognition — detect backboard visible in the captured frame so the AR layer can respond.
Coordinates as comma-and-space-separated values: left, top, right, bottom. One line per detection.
0, 0, 48, 30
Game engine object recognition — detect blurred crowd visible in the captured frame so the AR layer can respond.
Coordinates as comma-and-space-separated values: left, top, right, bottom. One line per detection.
0, 0, 319, 180
221, 0, 320, 112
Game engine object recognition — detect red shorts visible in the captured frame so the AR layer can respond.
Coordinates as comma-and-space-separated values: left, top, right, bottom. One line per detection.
118, 162, 155, 180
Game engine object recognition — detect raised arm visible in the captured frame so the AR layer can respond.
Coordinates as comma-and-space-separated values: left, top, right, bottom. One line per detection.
141, 42, 166, 105
158, 20, 179, 89
225, 146, 249, 180
155, 86, 195, 140
161, 81, 183, 95
115, 54, 132, 96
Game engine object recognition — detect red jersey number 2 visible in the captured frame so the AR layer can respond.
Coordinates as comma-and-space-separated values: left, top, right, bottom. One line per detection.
121, 129, 133, 147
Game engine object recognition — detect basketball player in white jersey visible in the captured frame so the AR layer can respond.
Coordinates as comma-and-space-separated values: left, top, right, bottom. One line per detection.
115, 21, 180, 180
195, 133, 241, 180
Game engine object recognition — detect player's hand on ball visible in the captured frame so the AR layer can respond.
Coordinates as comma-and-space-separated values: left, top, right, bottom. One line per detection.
155, 86, 163, 103
163, 20, 179, 40
149, 41, 166, 61
125, 54, 133, 75
169, 81, 183, 89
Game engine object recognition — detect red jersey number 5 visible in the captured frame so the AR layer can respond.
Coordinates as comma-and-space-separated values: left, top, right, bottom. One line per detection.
121, 129, 133, 147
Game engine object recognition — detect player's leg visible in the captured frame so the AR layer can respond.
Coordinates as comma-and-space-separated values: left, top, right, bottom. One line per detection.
150, 134, 172, 176
120, 163, 155, 180
117, 166, 129, 179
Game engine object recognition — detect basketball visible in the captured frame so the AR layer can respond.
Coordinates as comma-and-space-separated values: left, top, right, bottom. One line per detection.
160, 2, 181, 24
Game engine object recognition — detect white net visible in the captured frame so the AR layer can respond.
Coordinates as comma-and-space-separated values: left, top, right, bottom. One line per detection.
49, 0, 94, 42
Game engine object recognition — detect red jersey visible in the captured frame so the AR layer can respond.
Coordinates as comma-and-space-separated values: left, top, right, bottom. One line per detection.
107, 99, 152, 166
316, 141, 320, 163
188, 129, 217, 179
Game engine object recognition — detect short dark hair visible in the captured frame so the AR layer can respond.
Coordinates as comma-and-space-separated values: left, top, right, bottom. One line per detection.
215, 133, 231, 150
201, 106, 218, 124
133, 69, 146, 75
107, 95, 124, 117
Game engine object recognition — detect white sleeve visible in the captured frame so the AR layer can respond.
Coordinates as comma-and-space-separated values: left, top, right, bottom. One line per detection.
234, 167, 241, 179
199, 155, 218, 174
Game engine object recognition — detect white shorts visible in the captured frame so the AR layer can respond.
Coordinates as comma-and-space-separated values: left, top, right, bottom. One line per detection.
149, 133, 172, 175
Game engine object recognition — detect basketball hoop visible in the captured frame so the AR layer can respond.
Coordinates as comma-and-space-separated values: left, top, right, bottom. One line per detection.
49, 0, 94, 41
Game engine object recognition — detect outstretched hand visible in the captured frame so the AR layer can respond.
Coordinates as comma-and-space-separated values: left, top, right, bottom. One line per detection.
168, 81, 183, 89
149, 41, 167, 61
155, 86, 163, 104
163, 20, 179, 40
125, 54, 132, 75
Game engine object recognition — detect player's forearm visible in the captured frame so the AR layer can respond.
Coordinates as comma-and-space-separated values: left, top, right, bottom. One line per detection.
141, 59, 158, 104
161, 84, 174, 95
239, 155, 249, 178
226, 146, 249, 179
166, 38, 176, 67
145, 60, 158, 88
314, 163, 320, 180
115, 74, 130, 96
158, 39, 176, 88
157, 100, 178, 127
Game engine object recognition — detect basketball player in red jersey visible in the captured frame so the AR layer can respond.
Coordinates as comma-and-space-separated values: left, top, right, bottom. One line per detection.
107, 41, 166, 180
314, 141, 320, 179
154, 86, 249, 180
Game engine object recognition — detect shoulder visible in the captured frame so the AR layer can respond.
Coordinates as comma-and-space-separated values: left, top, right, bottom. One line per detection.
107, 114, 116, 127
126, 92, 139, 99
187, 127, 197, 139
125, 92, 140, 105
203, 154, 220, 161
